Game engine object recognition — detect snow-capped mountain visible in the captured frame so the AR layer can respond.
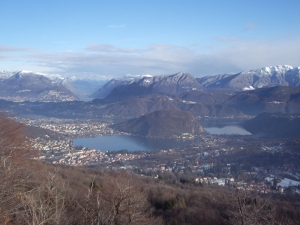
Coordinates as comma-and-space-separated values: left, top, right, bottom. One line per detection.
0, 70, 20, 79
0, 71, 78, 102
94, 65, 300, 99
90, 74, 167, 99
2, 65, 300, 102
0, 70, 109, 101
197, 65, 300, 91
0, 70, 65, 82
149, 72, 202, 94
91, 72, 202, 98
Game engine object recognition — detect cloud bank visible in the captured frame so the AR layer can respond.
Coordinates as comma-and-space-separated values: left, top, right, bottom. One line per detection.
0, 36, 300, 78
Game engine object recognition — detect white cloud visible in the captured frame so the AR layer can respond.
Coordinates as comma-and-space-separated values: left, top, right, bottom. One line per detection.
213, 36, 300, 71
1, 36, 300, 78
22, 44, 240, 77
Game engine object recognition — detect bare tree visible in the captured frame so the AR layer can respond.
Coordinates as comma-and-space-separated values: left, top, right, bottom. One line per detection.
17, 170, 70, 225
81, 173, 162, 225
0, 156, 32, 224
0, 114, 35, 165
0, 114, 161, 225
0, 114, 34, 223
215, 188, 293, 225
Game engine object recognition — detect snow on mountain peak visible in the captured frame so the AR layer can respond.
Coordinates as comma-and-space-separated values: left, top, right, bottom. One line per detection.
268, 65, 293, 72
0, 70, 18, 79
243, 86, 255, 91
123, 74, 153, 80
18, 70, 46, 76
175, 71, 186, 76
143, 74, 153, 78
20, 70, 32, 73
249, 65, 294, 75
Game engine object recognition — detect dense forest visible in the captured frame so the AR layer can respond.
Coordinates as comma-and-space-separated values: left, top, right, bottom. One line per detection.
1, 114, 300, 225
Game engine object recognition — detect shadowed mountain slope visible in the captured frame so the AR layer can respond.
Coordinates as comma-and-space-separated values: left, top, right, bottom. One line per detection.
223, 86, 300, 115
111, 109, 204, 138
243, 112, 300, 138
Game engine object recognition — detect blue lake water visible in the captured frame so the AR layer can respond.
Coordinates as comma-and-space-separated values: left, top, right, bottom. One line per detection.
204, 125, 251, 135
73, 135, 189, 152
73, 125, 251, 152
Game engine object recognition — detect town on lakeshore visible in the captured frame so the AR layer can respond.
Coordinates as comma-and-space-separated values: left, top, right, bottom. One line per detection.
16, 116, 300, 195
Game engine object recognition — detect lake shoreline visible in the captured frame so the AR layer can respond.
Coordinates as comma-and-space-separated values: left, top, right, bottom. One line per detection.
73, 125, 252, 152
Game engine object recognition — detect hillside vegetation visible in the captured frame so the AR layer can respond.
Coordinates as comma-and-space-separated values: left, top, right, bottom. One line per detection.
0, 113, 300, 225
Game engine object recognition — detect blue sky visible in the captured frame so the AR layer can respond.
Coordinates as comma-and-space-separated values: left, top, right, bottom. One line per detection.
1, 0, 299, 79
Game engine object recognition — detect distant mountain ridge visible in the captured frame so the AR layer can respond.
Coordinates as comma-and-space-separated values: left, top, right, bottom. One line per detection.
2, 65, 300, 102
0, 85, 299, 121
0, 71, 78, 102
91, 72, 202, 98
197, 65, 300, 91
91, 65, 300, 99
0, 70, 108, 101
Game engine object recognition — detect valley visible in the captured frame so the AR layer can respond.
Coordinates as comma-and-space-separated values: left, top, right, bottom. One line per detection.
1, 65, 300, 224
3, 3, 300, 223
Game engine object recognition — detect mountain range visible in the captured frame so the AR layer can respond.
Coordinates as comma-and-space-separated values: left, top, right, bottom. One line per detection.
197, 65, 300, 91
0, 70, 108, 101
3, 84, 298, 121
91, 65, 300, 99
91, 72, 202, 99
1, 65, 300, 102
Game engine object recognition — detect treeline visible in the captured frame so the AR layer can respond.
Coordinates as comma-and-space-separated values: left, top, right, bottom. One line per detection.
0, 114, 300, 224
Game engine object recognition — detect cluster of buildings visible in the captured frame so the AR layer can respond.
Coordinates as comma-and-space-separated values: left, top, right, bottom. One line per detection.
20, 117, 113, 137
51, 148, 147, 166
33, 137, 73, 153
13, 116, 300, 195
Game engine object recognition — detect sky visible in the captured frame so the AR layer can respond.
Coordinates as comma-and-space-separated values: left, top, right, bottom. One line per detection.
1, 0, 300, 79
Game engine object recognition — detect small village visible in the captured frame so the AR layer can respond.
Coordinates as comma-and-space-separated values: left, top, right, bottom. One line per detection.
15, 117, 300, 196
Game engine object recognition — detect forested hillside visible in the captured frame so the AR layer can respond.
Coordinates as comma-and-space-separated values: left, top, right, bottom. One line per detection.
0, 113, 299, 225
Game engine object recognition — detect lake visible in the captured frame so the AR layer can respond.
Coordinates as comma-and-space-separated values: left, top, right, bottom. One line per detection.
204, 125, 252, 135
73, 125, 251, 152
73, 135, 195, 152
